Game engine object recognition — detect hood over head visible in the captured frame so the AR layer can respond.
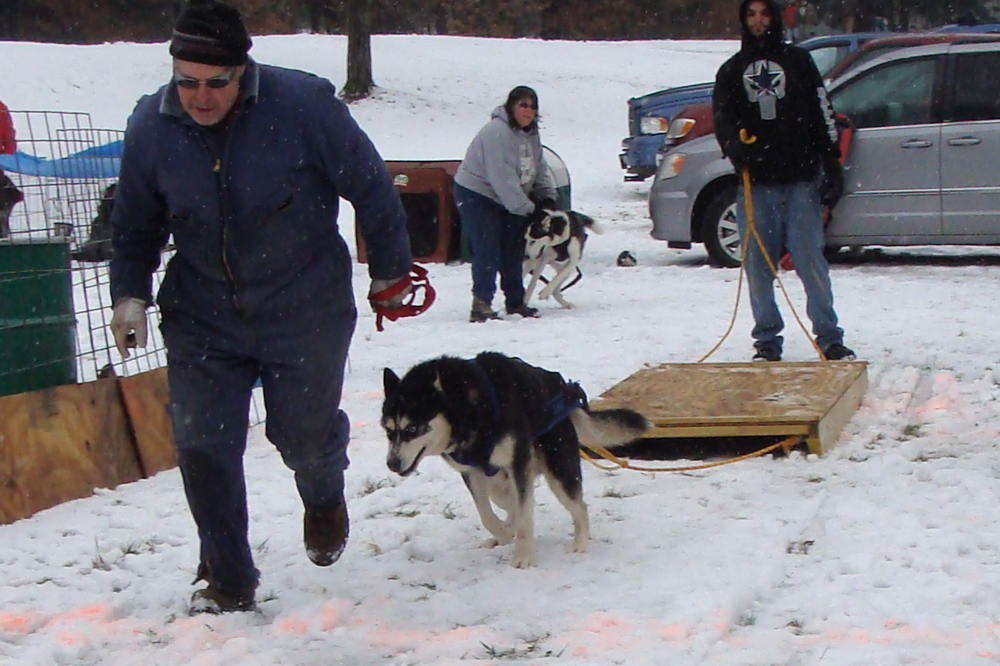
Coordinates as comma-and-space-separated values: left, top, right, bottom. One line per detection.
739, 0, 784, 52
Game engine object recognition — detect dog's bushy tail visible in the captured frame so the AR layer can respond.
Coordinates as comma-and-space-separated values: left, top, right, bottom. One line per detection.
570, 407, 649, 451
579, 213, 604, 235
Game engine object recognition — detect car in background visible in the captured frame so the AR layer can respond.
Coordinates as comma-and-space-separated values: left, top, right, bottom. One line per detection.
620, 81, 714, 181
824, 30, 1000, 79
932, 21, 1000, 33
618, 33, 891, 181
648, 40, 1000, 267
659, 32, 1000, 157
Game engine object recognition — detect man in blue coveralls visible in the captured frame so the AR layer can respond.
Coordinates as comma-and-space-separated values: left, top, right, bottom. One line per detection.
109, 0, 412, 613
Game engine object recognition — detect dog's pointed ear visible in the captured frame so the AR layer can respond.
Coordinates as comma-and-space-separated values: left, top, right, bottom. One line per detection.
383, 367, 401, 395
434, 359, 483, 414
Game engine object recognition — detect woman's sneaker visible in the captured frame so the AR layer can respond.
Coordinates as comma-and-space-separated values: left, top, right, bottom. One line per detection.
506, 303, 539, 318
823, 343, 856, 361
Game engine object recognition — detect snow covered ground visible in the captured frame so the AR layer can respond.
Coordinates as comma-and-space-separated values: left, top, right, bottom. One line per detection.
2, 34, 1000, 666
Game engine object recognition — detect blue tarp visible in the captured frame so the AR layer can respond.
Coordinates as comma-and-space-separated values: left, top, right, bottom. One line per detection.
0, 140, 122, 179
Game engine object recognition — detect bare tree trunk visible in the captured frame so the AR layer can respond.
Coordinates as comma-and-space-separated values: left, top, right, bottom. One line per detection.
0, 0, 19, 39
342, 0, 374, 101
307, 0, 325, 32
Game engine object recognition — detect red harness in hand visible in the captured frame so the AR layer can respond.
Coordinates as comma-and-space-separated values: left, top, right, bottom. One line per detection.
370, 264, 436, 332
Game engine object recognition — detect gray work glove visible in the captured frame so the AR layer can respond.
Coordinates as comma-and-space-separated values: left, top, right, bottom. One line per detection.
369, 276, 412, 310
110, 297, 148, 358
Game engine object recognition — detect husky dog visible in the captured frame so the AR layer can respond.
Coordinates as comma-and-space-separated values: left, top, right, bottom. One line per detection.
523, 209, 603, 309
382, 352, 649, 568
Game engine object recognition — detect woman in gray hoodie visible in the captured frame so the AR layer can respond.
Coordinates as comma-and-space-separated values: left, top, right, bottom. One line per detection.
454, 85, 557, 322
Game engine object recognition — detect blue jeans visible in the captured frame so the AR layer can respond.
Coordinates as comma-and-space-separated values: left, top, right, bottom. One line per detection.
736, 178, 843, 353
161, 299, 356, 595
454, 184, 527, 310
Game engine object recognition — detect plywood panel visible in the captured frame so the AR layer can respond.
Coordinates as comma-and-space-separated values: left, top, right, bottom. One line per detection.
0, 378, 142, 525
595, 362, 867, 454
118, 368, 176, 476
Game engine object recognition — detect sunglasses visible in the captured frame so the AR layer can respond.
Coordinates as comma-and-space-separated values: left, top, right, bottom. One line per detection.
517, 102, 538, 110
174, 68, 238, 90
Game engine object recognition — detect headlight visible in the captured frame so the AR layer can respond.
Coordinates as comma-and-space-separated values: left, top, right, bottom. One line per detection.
640, 116, 669, 135
656, 153, 687, 180
666, 117, 696, 140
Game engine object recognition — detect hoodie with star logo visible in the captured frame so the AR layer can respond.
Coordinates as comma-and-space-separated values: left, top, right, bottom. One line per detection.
712, 0, 839, 184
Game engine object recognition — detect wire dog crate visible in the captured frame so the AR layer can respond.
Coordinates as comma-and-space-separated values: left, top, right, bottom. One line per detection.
0, 110, 264, 423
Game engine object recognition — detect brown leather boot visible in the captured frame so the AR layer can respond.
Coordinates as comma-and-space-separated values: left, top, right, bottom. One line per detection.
469, 297, 500, 323
190, 584, 257, 615
304, 497, 349, 566
189, 563, 258, 615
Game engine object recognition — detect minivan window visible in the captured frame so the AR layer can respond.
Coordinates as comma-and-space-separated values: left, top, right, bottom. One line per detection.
950, 52, 1000, 121
831, 57, 937, 128
809, 45, 849, 76
842, 44, 900, 73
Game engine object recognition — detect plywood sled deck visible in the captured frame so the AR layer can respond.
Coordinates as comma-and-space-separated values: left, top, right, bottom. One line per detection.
593, 362, 868, 456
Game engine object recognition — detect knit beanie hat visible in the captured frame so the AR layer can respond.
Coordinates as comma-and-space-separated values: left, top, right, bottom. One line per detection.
169, 0, 252, 67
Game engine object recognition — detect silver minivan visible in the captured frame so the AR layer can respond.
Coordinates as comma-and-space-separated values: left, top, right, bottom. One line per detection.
648, 41, 1000, 267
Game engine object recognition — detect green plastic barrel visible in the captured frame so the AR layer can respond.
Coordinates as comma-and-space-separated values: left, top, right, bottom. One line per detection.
0, 239, 77, 397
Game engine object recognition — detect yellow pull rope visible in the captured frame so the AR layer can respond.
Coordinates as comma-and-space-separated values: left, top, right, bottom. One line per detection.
580, 435, 800, 473
699, 167, 825, 362
602, 160, 825, 474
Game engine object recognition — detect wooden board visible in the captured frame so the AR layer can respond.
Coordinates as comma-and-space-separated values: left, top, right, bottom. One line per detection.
118, 367, 176, 476
0, 377, 143, 524
594, 362, 868, 455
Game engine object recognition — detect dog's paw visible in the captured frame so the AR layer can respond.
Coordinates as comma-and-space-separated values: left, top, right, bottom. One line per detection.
510, 545, 537, 569
571, 535, 589, 553
480, 529, 514, 549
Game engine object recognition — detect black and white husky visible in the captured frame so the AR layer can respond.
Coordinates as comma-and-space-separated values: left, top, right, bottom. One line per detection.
523, 209, 603, 309
381, 352, 649, 568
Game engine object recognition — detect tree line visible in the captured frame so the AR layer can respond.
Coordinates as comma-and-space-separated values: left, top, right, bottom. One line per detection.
0, 0, 994, 43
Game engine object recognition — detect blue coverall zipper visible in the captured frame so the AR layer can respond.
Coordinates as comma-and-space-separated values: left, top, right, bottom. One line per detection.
204, 127, 242, 314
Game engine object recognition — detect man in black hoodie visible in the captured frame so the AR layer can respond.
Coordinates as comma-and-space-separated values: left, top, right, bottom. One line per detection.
713, 0, 854, 362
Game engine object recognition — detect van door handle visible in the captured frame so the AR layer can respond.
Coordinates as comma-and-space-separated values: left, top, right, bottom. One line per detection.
901, 139, 933, 149
948, 136, 982, 146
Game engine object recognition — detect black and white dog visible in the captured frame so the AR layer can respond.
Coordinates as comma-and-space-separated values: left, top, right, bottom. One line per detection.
523, 209, 603, 309
382, 352, 649, 568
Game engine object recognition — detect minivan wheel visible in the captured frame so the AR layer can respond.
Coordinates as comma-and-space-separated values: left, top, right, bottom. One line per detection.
701, 183, 741, 268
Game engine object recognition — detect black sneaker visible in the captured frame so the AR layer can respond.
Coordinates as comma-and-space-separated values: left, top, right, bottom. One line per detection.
823, 343, 856, 361
506, 303, 539, 318
752, 346, 782, 362
304, 498, 349, 566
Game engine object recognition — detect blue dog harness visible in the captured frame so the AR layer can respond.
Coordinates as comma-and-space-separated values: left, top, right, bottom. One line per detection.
448, 359, 587, 476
